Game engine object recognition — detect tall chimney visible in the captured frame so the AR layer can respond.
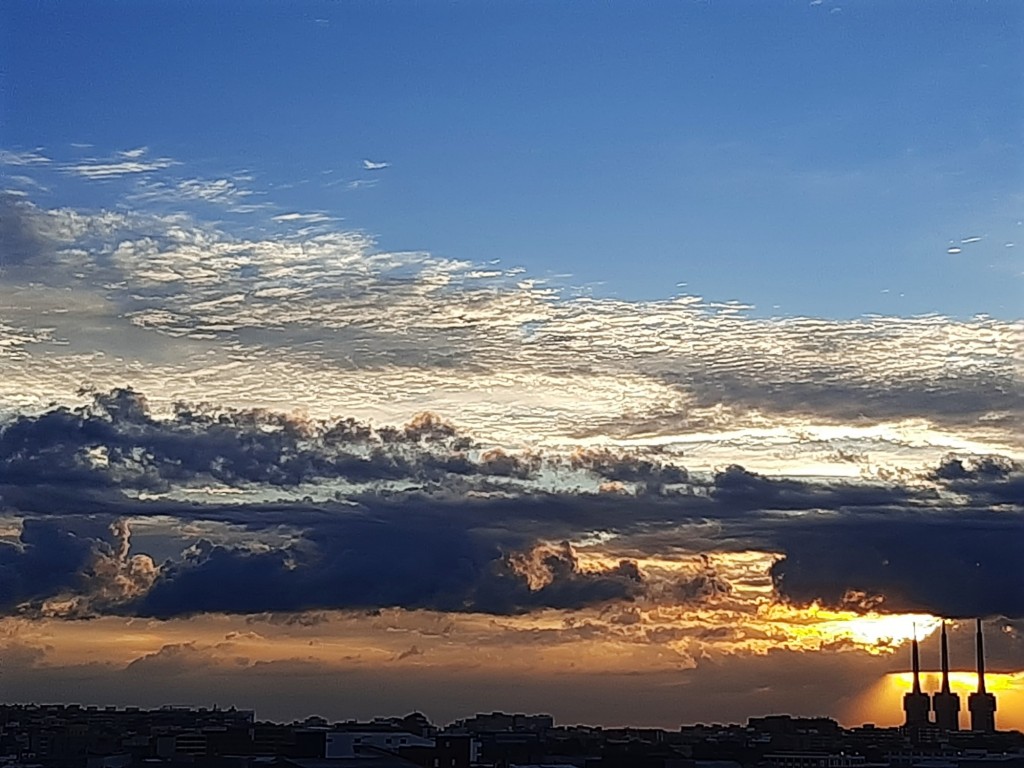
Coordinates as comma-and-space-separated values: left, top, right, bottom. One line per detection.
941, 622, 952, 693
903, 624, 930, 729
932, 621, 960, 730
968, 619, 997, 732
976, 618, 987, 694
913, 630, 922, 694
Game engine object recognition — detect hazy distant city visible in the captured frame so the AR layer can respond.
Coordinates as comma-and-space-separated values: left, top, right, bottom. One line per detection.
1, 701, 1021, 768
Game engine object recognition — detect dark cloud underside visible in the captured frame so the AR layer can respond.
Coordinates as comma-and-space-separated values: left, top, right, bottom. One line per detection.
0, 392, 1021, 619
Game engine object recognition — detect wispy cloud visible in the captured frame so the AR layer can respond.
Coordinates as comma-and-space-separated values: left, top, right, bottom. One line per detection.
271, 212, 334, 224
131, 177, 253, 207
0, 149, 52, 166
62, 148, 178, 179
346, 178, 379, 190
4, 175, 50, 193
64, 158, 178, 179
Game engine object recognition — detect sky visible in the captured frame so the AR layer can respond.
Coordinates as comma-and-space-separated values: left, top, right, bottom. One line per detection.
0, 0, 1022, 730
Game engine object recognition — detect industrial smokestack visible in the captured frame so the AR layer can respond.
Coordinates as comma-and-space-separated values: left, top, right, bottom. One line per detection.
912, 631, 922, 694
976, 618, 987, 694
903, 623, 930, 729
932, 621, 961, 731
968, 618, 997, 732
940, 622, 951, 693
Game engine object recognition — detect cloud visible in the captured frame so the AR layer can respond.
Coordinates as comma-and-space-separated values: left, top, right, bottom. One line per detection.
272, 212, 333, 224
62, 149, 177, 179
132, 177, 254, 207
0, 388, 482, 492
394, 644, 423, 661
769, 476, 1024, 619
1, 159, 1021, 629
0, 519, 95, 612
569, 447, 688, 493
0, 392, 655, 617
0, 149, 52, 166
1, 391, 1022, 619
1, 194, 1020, 468
64, 160, 177, 179
119, 533, 644, 619
346, 178, 379, 190
0, 193, 50, 266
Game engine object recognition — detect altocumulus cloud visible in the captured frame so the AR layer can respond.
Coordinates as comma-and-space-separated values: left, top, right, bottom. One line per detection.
0, 191, 1020, 460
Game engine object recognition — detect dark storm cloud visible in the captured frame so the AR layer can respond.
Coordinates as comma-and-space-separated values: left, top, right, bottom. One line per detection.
766, 454, 1024, 618
1, 392, 1021, 619
3, 491, 1022, 620
769, 508, 1024, 618
0, 389, 651, 615
709, 464, 919, 511
0, 519, 93, 610
930, 454, 1024, 505
0, 388, 478, 493
705, 461, 1024, 620
130, 530, 642, 618
915, 617, 1024, 673
0, 494, 649, 617
569, 448, 688, 495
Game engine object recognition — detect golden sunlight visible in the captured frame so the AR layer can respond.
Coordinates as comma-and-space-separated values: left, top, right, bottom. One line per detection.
754, 602, 943, 655
843, 672, 1024, 731
815, 613, 942, 648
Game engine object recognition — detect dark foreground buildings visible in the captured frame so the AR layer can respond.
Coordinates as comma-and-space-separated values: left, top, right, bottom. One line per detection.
0, 704, 1020, 768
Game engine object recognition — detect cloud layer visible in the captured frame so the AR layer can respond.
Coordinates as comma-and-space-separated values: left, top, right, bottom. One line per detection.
0, 187, 1020, 464
1, 391, 1021, 621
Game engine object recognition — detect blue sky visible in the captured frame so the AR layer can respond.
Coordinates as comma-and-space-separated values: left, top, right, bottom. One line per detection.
3, 0, 1021, 318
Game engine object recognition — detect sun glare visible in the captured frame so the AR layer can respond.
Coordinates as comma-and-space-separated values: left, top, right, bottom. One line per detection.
819, 613, 942, 647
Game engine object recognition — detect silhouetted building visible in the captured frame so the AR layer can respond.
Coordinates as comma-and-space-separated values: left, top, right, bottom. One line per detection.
903, 631, 931, 729
968, 618, 997, 733
932, 622, 961, 731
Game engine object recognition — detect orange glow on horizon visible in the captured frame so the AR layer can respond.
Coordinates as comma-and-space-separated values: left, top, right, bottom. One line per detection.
843, 672, 1024, 732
